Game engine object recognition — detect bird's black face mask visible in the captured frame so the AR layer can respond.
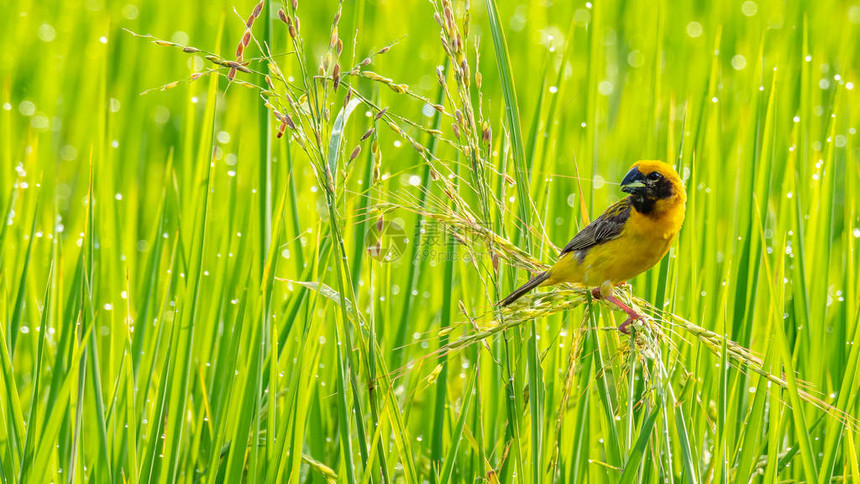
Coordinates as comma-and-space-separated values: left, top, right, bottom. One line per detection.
620, 166, 674, 214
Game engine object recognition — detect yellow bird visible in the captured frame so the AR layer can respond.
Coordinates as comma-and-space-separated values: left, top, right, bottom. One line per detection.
500, 160, 687, 333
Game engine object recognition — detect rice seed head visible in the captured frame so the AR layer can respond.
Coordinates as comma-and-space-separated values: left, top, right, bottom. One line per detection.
426, 364, 443, 384
276, 120, 287, 138
292, 133, 305, 149
443, 4, 455, 35
242, 30, 251, 47
329, 27, 338, 50
361, 57, 371, 67
332, 63, 341, 90
183, 46, 199, 53
265, 75, 274, 89
463, 1, 471, 38
252, 0, 264, 18
410, 139, 424, 154
227, 67, 237, 81
349, 145, 361, 161
386, 121, 402, 136
482, 124, 491, 145
336, 39, 343, 56
436, 65, 446, 85
371, 139, 381, 184
226, 61, 251, 73
235, 42, 245, 58
295, 17, 301, 36
245, 14, 255, 29
440, 37, 452, 57
374, 107, 388, 121
284, 113, 296, 130
278, 8, 288, 23
361, 127, 375, 141
291, 0, 298, 11
344, 88, 352, 106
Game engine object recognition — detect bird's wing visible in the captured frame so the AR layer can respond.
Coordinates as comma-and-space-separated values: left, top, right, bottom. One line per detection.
559, 198, 632, 256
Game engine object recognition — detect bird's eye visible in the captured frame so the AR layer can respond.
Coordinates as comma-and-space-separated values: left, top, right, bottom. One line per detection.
647, 172, 663, 181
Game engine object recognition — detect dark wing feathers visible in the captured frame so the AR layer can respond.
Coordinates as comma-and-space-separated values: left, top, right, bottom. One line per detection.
559, 198, 631, 256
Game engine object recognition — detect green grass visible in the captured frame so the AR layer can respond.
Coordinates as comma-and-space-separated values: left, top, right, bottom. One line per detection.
1, 0, 859, 482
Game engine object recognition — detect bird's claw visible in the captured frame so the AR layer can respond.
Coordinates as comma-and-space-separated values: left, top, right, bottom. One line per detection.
618, 317, 637, 334
590, 286, 645, 335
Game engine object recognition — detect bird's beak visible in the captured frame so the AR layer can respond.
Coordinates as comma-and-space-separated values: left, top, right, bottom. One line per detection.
620, 167, 647, 194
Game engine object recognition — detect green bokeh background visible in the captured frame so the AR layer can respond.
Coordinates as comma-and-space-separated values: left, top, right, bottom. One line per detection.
1, 0, 858, 481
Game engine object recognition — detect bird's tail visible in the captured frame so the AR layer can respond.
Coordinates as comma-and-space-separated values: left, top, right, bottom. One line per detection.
499, 271, 551, 307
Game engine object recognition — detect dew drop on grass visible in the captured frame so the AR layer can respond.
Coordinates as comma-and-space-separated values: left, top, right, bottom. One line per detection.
686, 21, 703, 38
122, 4, 138, 19
38, 23, 57, 42
598, 80, 613, 95
19, 100, 35, 116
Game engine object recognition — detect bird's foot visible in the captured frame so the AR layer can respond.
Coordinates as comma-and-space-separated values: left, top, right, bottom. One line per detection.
599, 292, 646, 334
618, 317, 638, 334
590, 280, 616, 299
